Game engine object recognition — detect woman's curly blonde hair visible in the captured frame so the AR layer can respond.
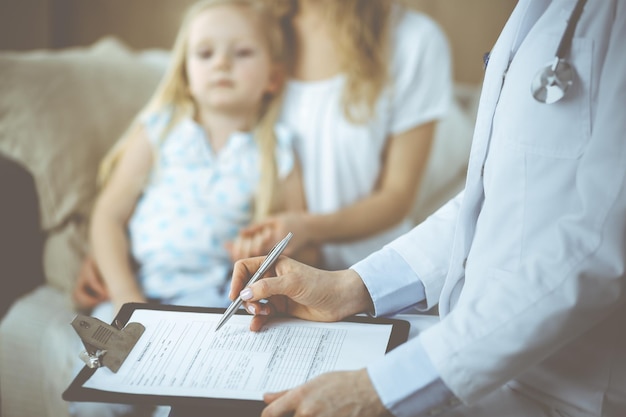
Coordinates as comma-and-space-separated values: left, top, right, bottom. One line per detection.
263, 0, 403, 123
262, 0, 397, 124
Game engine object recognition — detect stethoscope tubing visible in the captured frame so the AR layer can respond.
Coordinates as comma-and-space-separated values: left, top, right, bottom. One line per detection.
554, 0, 588, 60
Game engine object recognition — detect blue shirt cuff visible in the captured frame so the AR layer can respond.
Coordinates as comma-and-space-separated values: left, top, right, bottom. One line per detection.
351, 246, 427, 316
367, 337, 460, 417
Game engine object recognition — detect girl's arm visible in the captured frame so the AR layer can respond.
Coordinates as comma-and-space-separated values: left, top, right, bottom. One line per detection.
89, 126, 153, 313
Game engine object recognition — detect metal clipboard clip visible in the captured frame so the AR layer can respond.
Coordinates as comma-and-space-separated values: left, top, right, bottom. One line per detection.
71, 314, 145, 373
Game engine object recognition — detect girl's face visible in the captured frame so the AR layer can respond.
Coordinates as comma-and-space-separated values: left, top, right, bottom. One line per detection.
186, 5, 280, 115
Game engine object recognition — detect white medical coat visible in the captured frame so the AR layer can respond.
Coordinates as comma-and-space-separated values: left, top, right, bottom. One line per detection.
386, 0, 626, 414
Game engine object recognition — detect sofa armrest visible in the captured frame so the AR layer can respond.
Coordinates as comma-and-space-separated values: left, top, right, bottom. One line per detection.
0, 154, 45, 319
0, 286, 77, 417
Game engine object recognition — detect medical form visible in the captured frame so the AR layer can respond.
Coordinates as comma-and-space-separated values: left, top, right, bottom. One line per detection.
74, 307, 401, 402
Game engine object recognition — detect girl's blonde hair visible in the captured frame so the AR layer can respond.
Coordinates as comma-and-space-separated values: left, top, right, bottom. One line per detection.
99, 0, 286, 220
263, 0, 395, 124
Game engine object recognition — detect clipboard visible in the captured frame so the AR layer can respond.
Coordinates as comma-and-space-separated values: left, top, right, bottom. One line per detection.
63, 303, 409, 415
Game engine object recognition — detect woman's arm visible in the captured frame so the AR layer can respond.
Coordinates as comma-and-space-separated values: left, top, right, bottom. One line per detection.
277, 159, 321, 266
305, 121, 435, 243
89, 126, 153, 313
229, 158, 322, 266
243, 121, 436, 254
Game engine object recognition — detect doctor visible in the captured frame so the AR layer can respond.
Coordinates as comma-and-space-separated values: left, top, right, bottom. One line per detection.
230, 0, 626, 416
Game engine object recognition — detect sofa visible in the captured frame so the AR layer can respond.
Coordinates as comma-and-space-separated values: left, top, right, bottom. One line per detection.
0, 37, 478, 417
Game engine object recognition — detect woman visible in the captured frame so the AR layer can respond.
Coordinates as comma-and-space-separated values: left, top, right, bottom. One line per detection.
230, 0, 453, 269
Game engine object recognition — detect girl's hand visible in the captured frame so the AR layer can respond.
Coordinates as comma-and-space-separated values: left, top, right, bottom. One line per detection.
229, 256, 373, 332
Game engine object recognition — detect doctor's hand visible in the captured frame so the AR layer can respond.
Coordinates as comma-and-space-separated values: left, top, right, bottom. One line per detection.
261, 369, 392, 417
229, 256, 373, 332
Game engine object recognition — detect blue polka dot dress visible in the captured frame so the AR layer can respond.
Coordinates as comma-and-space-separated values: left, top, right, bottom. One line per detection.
128, 108, 295, 307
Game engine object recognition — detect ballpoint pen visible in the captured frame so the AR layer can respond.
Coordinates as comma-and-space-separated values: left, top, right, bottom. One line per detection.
214, 232, 293, 332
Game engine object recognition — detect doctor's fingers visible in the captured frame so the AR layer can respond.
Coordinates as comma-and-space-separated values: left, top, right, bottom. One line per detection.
247, 311, 271, 332
241, 273, 305, 304
261, 386, 304, 417
230, 255, 307, 300
229, 256, 269, 300
264, 370, 388, 417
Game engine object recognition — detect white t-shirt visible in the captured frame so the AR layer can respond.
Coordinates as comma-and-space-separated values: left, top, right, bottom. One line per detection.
280, 9, 452, 269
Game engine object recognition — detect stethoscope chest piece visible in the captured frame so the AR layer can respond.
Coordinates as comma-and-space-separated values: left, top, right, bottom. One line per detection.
531, 57, 574, 104
529, 0, 587, 104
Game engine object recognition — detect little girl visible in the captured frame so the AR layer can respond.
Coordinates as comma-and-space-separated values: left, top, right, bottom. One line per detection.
89, 0, 307, 316
71, 1, 306, 416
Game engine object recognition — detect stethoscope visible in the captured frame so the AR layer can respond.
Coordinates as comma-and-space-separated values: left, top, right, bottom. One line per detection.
530, 0, 587, 104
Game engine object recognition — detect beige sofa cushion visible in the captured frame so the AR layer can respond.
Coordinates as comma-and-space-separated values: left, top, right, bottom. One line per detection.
0, 37, 165, 292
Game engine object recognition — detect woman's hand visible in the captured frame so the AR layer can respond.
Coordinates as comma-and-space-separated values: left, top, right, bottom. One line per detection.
235, 212, 311, 258
261, 369, 391, 417
227, 217, 321, 266
73, 255, 145, 314
72, 256, 110, 310
226, 225, 275, 261
229, 256, 373, 331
